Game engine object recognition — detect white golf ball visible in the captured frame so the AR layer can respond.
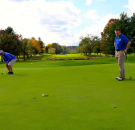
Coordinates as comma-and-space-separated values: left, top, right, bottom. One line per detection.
31, 63, 33, 64
42, 94, 45, 96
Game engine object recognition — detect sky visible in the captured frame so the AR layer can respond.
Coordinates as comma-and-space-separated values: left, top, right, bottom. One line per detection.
0, 0, 135, 46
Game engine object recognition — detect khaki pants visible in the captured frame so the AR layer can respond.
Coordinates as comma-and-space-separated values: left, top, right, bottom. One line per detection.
115, 50, 125, 79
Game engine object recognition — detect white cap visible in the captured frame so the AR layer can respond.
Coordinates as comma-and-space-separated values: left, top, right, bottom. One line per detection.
0, 50, 3, 53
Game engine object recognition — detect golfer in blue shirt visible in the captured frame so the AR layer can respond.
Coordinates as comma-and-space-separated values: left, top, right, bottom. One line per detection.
0, 50, 16, 75
114, 28, 131, 81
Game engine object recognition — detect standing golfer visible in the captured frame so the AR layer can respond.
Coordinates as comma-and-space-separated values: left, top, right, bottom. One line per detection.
0, 50, 16, 75
114, 28, 131, 81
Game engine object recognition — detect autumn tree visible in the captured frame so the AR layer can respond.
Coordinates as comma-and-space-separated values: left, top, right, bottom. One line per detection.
28, 38, 41, 54
100, 18, 117, 55
0, 27, 22, 57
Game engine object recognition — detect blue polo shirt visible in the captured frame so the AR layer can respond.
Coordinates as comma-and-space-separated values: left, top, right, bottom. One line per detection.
2, 52, 16, 64
114, 34, 130, 50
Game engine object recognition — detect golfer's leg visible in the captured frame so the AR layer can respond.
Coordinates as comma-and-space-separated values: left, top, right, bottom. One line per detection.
115, 51, 118, 63
118, 51, 125, 79
115, 51, 120, 77
8, 65, 13, 72
121, 54, 125, 78
6, 65, 10, 72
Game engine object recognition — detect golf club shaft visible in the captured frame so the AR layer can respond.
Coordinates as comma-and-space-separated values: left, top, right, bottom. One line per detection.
126, 55, 131, 78
3, 67, 6, 74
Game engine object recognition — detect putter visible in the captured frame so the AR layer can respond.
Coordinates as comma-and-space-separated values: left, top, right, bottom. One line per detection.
1, 67, 6, 75
125, 53, 132, 80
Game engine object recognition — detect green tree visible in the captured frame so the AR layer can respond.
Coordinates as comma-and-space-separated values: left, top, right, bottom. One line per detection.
5, 26, 15, 35
51, 43, 62, 54
22, 38, 29, 60
61, 46, 68, 54
130, 13, 135, 52
38, 37, 45, 53
91, 38, 101, 55
78, 34, 99, 56
46, 46, 49, 54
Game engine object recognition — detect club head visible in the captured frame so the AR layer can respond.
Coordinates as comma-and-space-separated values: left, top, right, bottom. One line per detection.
1, 73, 3, 75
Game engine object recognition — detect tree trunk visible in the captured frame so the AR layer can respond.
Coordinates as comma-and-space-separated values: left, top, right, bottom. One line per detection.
23, 50, 25, 61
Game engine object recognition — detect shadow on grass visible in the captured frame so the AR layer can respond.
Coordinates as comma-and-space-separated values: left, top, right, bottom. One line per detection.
13, 74, 28, 77
123, 78, 135, 81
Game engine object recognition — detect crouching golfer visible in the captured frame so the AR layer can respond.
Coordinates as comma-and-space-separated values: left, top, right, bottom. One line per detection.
0, 50, 16, 75
114, 28, 131, 81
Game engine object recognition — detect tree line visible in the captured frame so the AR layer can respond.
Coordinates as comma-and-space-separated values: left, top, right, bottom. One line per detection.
0, 27, 78, 61
46, 43, 77, 54
78, 12, 135, 56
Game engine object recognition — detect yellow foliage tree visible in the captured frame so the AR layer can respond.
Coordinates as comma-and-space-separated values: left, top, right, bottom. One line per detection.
28, 38, 41, 54
47, 43, 52, 47
49, 48, 56, 54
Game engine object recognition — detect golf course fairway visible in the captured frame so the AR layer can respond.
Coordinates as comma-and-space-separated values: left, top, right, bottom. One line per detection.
0, 57, 135, 130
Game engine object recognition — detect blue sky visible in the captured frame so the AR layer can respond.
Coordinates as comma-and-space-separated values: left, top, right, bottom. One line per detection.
0, 0, 134, 46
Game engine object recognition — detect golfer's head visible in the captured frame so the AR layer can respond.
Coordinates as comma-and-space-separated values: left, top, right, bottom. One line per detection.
0, 50, 4, 55
115, 28, 121, 37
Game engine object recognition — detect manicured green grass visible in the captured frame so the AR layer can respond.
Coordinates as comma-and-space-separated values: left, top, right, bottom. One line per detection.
41, 53, 109, 59
0, 56, 135, 130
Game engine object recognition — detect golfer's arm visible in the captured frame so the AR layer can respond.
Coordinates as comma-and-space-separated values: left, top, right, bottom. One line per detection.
2, 57, 7, 64
114, 43, 116, 48
126, 41, 131, 51
6, 55, 11, 63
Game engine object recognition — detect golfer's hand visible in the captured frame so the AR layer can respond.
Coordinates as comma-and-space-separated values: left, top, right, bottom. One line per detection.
6, 63, 8, 66
124, 49, 127, 54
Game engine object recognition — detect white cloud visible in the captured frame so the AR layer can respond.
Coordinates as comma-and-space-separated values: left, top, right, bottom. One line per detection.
85, 0, 92, 6
76, 13, 120, 39
0, 0, 82, 46
124, 0, 135, 13
83, 9, 99, 20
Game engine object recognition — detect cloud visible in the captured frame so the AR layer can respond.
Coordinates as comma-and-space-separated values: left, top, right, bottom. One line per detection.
124, 0, 135, 13
0, 0, 82, 46
85, 0, 92, 5
8, 0, 30, 2
83, 9, 99, 20
76, 13, 120, 38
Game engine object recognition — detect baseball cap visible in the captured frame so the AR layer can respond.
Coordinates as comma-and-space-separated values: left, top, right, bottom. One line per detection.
0, 50, 3, 53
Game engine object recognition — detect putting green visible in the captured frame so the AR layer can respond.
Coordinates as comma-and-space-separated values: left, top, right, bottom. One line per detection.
0, 58, 135, 130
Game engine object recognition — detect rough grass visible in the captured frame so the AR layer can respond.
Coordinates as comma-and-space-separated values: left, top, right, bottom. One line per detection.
0, 55, 135, 130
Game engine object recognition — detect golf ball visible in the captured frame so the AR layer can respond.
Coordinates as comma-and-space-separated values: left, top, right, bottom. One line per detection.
42, 94, 45, 96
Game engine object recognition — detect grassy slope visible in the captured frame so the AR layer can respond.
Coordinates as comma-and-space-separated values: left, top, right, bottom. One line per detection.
0, 55, 135, 130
